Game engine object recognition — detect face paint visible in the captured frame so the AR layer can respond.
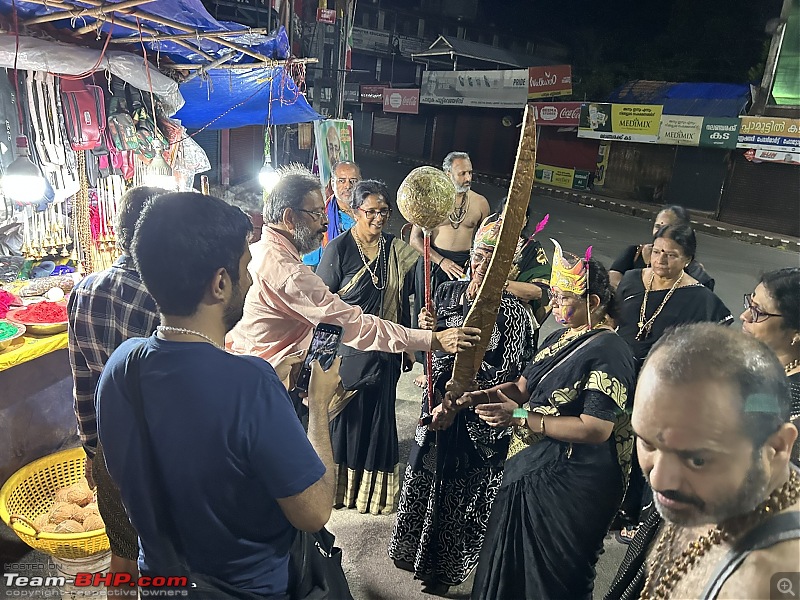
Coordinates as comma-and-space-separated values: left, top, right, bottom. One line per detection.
555, 306, 576, 324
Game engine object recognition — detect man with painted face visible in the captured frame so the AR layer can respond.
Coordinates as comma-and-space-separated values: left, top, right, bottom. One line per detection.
302, 160, 362, 270
389, 217, 534, 595
228, 165, 481, 385
605, 324, 800, 600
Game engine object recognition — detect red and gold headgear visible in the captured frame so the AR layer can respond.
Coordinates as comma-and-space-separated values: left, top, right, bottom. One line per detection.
549, 238, 588, 296
473, 217, 503, 252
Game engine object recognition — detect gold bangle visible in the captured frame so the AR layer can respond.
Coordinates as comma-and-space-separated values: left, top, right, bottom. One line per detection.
540, 415, 547, 437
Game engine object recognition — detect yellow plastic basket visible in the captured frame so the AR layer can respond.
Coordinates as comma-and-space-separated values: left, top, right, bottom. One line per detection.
0, 447, 110, 559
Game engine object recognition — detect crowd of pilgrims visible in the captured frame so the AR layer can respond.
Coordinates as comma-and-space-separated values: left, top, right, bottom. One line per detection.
310, 195, 798, 598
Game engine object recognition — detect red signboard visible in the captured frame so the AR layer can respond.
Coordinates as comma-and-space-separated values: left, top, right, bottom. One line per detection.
527, 65, 572, 99
529, 101, 582, 126
360, 85, 385, 104
382, 88, 420, 114
316, 8, 336, 24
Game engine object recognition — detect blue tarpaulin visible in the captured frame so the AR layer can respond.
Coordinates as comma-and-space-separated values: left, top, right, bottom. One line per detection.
608, 81, 750, 117
0, 0, 321, 127
175, 67, 320, 130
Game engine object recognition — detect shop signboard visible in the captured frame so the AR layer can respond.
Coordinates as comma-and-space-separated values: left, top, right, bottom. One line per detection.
578, 103, 662, 143
699, 118, 740, 149
316, 8, 336, 24
736, 116, 800, 153
382, 88, 420, 114
397, 35, 430, 58
343, 83, 360, 104
313, 120, 354, 187
657, 115, 703, 146
360, 84, 385, 104
420, 69, 528, 109
527, 65, 572, 99
351, 27, 390, 53
528, 101, 582, 126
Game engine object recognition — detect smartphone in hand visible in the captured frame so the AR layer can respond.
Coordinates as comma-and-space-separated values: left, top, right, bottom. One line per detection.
294, 323, 344, 394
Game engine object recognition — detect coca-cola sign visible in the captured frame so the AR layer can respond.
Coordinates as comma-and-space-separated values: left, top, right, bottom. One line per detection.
529, 101, 582, 126
527, 65, 572, 99
382, 88, 420, 114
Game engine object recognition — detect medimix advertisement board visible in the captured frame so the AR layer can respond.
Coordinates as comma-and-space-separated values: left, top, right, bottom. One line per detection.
578, 103, 663, 143
421, 69, 528, 109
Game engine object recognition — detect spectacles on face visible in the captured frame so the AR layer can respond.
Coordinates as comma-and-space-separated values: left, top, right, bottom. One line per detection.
335, 177, 360, 186
550, 291, 581, 306
296, 209, 326, 221
358, 207, 391, 219
743, 293, 782, 323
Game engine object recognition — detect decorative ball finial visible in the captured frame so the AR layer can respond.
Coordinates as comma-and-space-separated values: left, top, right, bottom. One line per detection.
396, 166, 457, 231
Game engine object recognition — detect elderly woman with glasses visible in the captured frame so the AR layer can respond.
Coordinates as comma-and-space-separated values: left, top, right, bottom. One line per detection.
741, 267, 800, 464
316, 179, 420, 515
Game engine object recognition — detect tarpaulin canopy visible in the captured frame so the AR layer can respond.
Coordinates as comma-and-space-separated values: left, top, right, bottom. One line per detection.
609, 81, 750, 117
175, 67, 320, 130
0, 0, 321, 126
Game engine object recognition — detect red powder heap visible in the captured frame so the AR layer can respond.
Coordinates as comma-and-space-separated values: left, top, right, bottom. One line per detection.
14, 301, 67, 323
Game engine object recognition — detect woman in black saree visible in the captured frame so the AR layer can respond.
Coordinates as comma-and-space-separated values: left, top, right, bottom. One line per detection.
317, 180, 419, 515
464, 242, 636, 600
388, 217, 534, 595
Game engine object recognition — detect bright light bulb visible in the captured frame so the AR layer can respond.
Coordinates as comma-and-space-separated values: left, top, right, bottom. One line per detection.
259, 160, 279, 192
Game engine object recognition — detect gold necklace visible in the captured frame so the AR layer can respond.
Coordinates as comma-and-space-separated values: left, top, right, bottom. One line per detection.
786, 358, 800, 374
636, 272, 685, 341
352, 229, 379, 247
640, 469, 800, 600
449, 192, 470, 229
156, 326, 225, 351
353, 231, 386, 289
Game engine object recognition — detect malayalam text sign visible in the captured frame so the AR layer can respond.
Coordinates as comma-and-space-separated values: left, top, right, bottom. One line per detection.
421, 69, 528, 109
382, 88, 420, 114
527, 65, 572, 99
658, 115, 703, 146
699, 118, 740, 149
736, 116, 800, 152
578, 103, 662, 143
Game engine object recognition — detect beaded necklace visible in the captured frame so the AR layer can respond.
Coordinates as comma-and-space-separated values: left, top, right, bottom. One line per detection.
449, 192, 470, 229
640, 469, 800, 600
352, 230, 386, 289
636, 271, 685, 341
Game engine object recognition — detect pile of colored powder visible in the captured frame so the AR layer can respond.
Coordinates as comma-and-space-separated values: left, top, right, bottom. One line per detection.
14, 301, 67, 323
0, 289, 14, 318
0, 321, 20, 341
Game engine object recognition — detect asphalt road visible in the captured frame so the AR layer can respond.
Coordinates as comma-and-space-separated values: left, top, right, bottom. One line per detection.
2, 152, 798, 599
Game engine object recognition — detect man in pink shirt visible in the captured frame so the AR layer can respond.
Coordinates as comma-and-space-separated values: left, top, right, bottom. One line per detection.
228, 165, 480, 369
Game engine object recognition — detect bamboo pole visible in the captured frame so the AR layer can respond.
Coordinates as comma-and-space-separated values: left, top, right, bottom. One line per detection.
108, 28, 271, 43
22, 0, 156, 26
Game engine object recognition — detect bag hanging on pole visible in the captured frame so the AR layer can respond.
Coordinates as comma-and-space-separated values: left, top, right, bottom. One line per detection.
60, 77, 106, 151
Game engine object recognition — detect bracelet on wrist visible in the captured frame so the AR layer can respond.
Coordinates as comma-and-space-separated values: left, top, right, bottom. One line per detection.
540, 415, 547, 437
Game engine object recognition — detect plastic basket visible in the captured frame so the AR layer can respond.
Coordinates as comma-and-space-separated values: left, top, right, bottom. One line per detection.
0, 447, 110, 559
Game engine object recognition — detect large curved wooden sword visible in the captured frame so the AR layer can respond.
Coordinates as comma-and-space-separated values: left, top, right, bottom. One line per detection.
446, 104, 537, 397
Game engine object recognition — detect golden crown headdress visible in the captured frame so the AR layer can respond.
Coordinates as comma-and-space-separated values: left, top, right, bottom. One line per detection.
549, 238, 588, 296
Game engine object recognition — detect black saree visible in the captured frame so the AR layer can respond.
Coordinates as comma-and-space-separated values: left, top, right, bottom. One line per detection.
388, 281, 534, 587
317, 231, 418, 515
472, 328, 636, 600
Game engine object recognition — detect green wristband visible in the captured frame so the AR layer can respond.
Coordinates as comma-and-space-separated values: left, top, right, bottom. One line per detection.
512, 408, 528, 419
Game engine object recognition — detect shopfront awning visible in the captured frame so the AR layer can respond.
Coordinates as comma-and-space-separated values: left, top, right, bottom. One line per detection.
412, 35, 557, 70
608, 81, 750, 117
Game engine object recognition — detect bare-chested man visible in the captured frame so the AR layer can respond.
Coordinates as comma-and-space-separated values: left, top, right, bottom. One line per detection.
605, 324, 799, 600
410, 152, 489, 385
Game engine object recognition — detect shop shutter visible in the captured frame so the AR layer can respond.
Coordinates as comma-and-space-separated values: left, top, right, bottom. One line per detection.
397, 115, 428, 160
603, 143, 675, 202
229, 125, 265, 186
718, 154, 800, 237
372, 115, 398, 152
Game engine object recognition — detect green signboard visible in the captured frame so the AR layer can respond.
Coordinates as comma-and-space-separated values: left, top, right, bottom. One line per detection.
699, 118, 740, 149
